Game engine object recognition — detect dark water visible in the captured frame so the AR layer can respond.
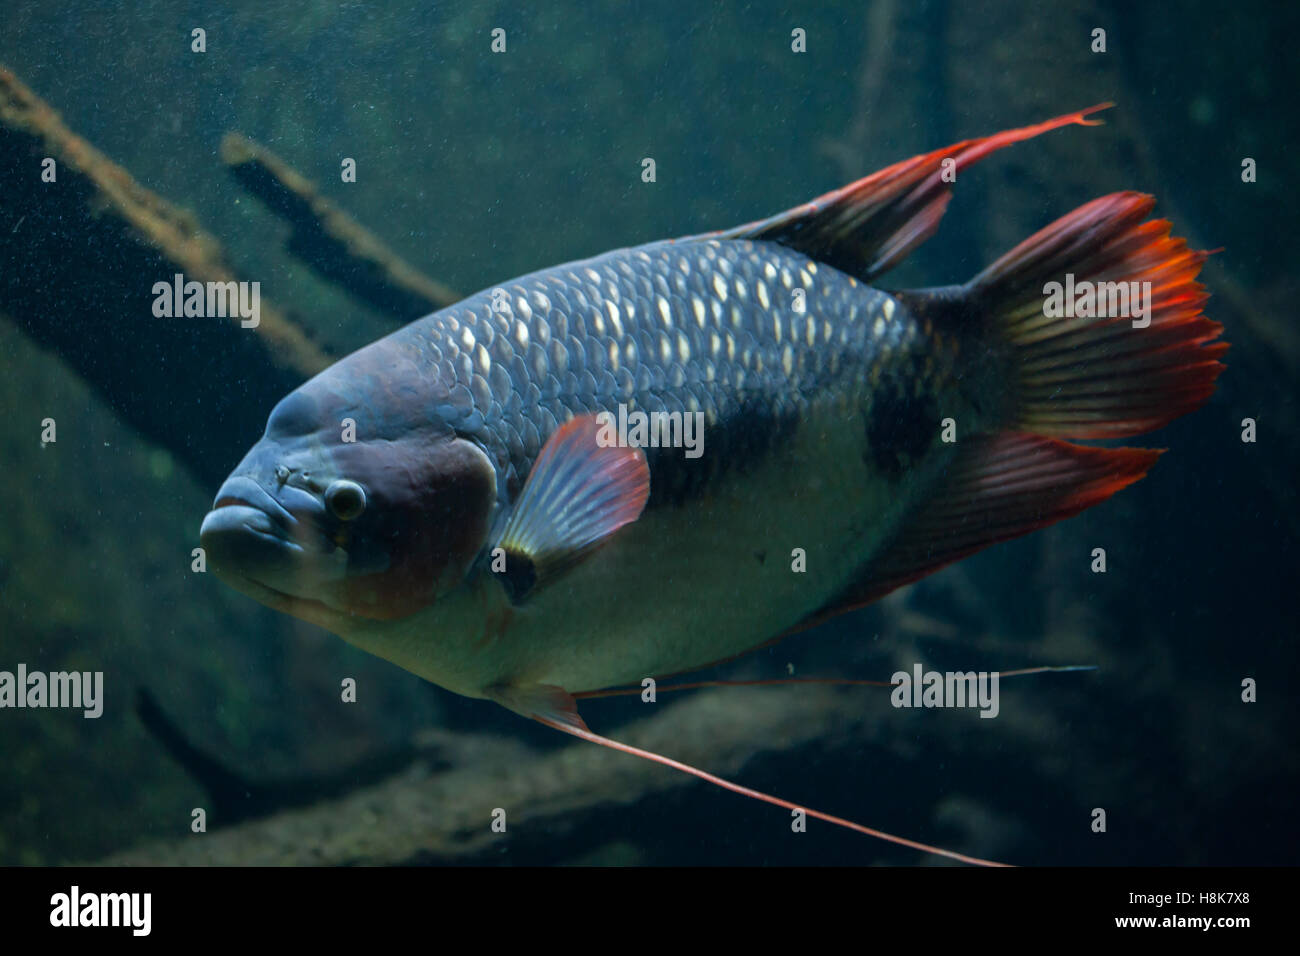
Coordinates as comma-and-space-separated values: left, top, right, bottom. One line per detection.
0, 1, 1295, 867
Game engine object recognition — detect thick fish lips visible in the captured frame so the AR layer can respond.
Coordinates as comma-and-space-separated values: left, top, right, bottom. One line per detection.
200, 474, 346, 613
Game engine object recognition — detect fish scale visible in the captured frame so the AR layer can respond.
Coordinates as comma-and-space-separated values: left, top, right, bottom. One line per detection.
400, 235, 955, 505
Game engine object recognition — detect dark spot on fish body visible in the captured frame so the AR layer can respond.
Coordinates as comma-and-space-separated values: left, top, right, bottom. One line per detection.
863, 379, 939, 481
497, 549, 537, 605
643, 395, 800, 509
646, 446, 713, 508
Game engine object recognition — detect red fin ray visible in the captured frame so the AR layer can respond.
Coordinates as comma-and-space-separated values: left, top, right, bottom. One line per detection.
507, 686, 1009, 867
704, 104, 1112, 282
797, 434, 1161, 622
967, 191, 1226, 439
575, 666, 1095, 700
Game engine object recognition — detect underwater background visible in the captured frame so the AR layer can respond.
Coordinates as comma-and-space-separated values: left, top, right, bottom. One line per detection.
0, 0, 1295, 866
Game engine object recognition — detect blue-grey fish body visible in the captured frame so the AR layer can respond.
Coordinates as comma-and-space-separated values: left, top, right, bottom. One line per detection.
201, 107, 1224, 721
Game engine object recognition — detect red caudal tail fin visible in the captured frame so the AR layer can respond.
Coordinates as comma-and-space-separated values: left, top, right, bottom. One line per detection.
969, 190, 1226, 439
816, 191, 1227, 613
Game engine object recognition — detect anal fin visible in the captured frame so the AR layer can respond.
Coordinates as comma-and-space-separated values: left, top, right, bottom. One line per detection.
797, 433, 1161, 629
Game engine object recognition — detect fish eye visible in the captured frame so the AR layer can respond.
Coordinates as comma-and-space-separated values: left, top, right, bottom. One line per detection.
324, 480, 367, 521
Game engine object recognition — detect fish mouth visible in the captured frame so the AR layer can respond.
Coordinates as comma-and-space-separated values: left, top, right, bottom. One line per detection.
200, 476, 305, 583
200, 503, 302, 552
200, 474, 351, 628
209, 476, 297, 532
199, 505, 342, 625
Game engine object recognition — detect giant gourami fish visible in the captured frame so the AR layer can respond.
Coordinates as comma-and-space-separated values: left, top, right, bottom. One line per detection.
199, 106, 1225, 864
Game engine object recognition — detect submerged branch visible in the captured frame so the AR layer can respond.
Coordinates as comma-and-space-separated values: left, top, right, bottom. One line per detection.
221, 132, 461, 320
0, 64, 329, 487
98, 686, 877, 866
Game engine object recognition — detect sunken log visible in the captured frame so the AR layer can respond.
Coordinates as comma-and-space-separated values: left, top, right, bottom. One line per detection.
0, 65, 330, 488
97, 686, 899, 866
221, 132, 460, 320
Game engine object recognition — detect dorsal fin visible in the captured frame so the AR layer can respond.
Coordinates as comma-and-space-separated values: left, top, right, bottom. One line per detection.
704, 105, 1111, 282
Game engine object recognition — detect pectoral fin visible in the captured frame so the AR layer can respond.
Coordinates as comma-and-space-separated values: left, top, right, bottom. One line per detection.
492, 413, 650, 604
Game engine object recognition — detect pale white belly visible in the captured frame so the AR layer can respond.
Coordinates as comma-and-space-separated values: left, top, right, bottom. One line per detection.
341, 403, 958, 699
